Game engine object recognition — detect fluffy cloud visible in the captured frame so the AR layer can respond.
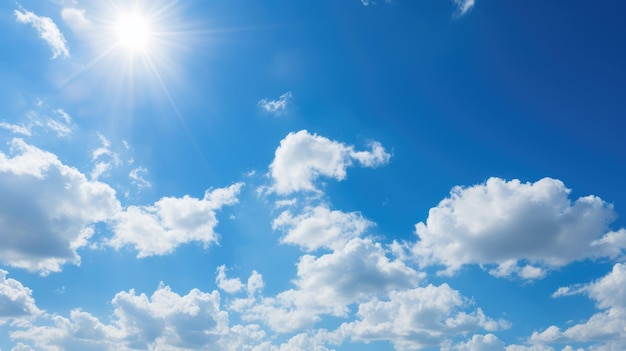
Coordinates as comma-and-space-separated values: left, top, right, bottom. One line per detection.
109, 182, 244, 257
258, 91, 292, 116
0, 139, 121, 274
0, 270, 42, 325
531, 263, 626, 350
269, 130, 390, 195
11, 283, 331, 351
272, 205, 373, 251
338, 284, 509, 351
11, 284, 232, 351
14, 9, 69, 59
412, 177, 626, 279
237, 238, 422, 332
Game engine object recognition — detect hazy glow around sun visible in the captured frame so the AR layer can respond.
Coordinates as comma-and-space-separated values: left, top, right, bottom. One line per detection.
114, 11, 153, 52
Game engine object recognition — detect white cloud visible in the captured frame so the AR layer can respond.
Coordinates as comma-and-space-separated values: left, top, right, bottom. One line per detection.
14, 9, 69, 59
443, 334, 506, 351
109, 182, 244, 257
128, 167, 151, 189
259, 91, 292, 116
61, 8, 91, 32
216, 265, 245, 294
0, 270, 43, 325
91, 134, 121, 180
531, 263, 626, 349
0, 122, 31, 136
412, 177, 626, 279
11, 343, 35, 351
338, 284, 509, 351
11, 284, 231, 351
0, 139, 121, 274
454, 0, 475, 17
237, 238, 422, 332
0, 106, 73, 138
278, 333, 334, 351
10, 283, 316, 351
268, 130, 390, 195
273, 205, 373, 251
45, 109, 73, 137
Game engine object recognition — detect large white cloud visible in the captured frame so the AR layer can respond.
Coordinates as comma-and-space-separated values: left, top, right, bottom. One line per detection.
9, 283, 333, 351
0, 139, 121, 274
268, 130, 390, 195
14, 9, 69, 59
0, 270, 42, 325
236, 238, 422, 332
11, 284, 232, 351
412, 177, 626, 279
338, 284, 509, 351
109, 182, 244, 257
531, 263, 626, 350
272, 205, 373, 251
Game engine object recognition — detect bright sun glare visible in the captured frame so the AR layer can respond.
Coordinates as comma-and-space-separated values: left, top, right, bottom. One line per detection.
114, 11, 153, 52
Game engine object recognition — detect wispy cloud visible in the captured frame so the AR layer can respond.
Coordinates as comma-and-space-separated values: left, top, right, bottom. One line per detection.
14, 8, 69, 59
0, 104, 74, 137
259, 91, 292, 116
453, 0, 475, 17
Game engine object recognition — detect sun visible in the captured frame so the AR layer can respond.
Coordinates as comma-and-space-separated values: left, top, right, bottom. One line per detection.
114, 11, 153, 52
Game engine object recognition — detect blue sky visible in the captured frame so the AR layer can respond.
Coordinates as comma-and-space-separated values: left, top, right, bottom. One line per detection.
0, 0, 625, 350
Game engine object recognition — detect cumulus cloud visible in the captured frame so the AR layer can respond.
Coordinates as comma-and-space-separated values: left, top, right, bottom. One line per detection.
412, 177, 626, 279
0, 270, 42, 325
0, 139, 121, 274
14, 9, 69, 59
237, 238, 422, 332
259, 91, 292, 116
272, 205, 373, 251
531, 263, 626, 350
109, 182, 244, 257
338, 284, 509, 351
268, 130, 391, 195
454, 0, 475, 17
11, 284, 232, 351
216, 265, 245, 294
443, 333, 506, 351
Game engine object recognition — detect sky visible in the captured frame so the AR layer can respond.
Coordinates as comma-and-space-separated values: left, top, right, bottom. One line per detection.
0, 0, 625, 350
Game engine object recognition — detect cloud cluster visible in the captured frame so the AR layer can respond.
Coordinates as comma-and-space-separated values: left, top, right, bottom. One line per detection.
109, 182, 244, 257
14, 9, 69, 59
0, 139, 121, 274
339, 284, 508, 351
531, 263, 626, 350
233, 237, 422, 332
0, 107, 74, 138
412, 177, 626, 279
269, 130, 390, 195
